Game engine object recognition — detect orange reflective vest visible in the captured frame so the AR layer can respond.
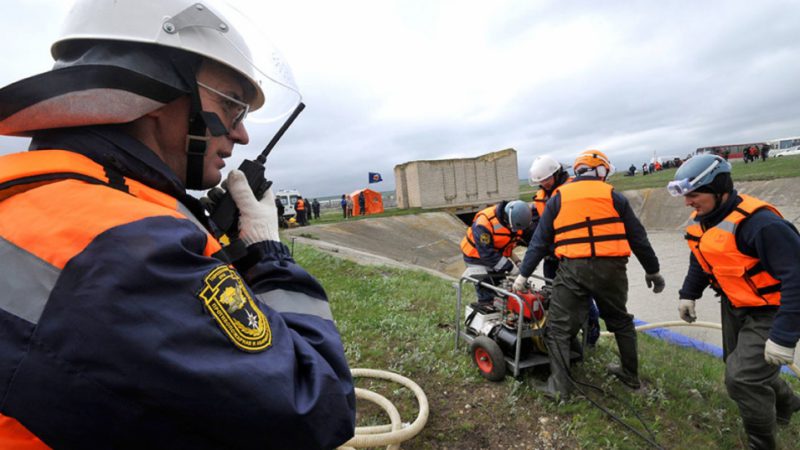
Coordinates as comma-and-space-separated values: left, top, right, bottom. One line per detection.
685, 195, 782, 307
296, 200, 305, 210
552, 180, 631, 259
460, 205, 523, 259
532, 178, 572, 217
0, 150, 223, 448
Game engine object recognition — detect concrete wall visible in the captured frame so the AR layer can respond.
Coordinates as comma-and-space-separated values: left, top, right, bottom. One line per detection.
621, 177, 800, 230
394, 148, 519, 209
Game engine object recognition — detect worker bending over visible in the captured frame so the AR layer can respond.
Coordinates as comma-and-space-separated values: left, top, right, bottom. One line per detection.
461, 200, 533, 303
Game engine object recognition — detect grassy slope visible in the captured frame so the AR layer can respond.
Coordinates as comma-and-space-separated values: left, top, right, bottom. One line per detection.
520, 155, 800, 200
293, 243, 800, 449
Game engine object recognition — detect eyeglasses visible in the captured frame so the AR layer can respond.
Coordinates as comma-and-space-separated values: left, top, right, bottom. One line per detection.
197, 81, 250, 130
667, 159, 720, 196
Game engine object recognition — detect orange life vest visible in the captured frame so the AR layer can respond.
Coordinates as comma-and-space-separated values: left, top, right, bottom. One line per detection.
532, 178, 572, 216
552, 180, 631, 259
460, 205, 523, 259
296, 200, 305, 210
685, 195, 782, 307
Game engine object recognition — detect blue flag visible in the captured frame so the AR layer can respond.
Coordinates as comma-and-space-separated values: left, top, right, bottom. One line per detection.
368, 172, 383, 183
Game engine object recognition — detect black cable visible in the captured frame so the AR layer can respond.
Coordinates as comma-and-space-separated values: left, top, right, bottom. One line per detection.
544, 329, 664, 450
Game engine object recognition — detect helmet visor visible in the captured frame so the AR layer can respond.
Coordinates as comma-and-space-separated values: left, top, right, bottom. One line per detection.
205, 2, 302, 123
667, 178, 694, 197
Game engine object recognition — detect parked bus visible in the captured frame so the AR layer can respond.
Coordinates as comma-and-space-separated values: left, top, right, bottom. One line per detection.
766, 136, 800, 152
695, 142, 766, 159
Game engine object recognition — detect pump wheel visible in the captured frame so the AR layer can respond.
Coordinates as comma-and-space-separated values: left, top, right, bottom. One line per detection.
470, 336, 506, 382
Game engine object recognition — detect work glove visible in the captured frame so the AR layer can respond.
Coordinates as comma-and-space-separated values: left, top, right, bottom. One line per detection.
226, 170, 280, 245
678, 299, 697, 323
765, 339, 796, 366
512, 274, 528, 292
645, 272, 665, 293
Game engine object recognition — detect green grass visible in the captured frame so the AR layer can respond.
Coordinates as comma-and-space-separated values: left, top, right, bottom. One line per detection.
292, 242, 800, 449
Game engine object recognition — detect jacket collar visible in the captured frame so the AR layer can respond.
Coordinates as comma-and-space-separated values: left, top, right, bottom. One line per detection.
29, 126, 186, 199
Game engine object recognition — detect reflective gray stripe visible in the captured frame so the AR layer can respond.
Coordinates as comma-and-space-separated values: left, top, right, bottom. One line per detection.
255, 289, 333, 321
0, 236, 60, 324
493, 256, 510, 271
716, 220, 736, 234
177, 201, 208, 232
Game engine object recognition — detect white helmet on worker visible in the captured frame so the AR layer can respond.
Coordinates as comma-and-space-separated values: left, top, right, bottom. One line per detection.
0, 0, 301, 188
573, 149, 615, 180
528, 155, 562, 185
504, 200, 533, 232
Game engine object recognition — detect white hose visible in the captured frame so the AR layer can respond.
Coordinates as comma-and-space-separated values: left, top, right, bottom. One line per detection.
599, 320, 800, 377
338, 368, 430, 450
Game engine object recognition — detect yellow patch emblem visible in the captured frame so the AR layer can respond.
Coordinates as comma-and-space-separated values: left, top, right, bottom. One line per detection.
479, 233, 491, 245
198, 265, 271, 352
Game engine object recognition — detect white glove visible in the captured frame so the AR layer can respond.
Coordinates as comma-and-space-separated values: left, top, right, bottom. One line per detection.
678, 299, 697, 323
226, 170, 280, 245
765, 339, 796, 366
645, 272, 665, 293
512, 274, 528, 292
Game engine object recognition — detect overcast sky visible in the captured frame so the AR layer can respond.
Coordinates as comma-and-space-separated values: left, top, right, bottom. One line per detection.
1, 0, 799, 198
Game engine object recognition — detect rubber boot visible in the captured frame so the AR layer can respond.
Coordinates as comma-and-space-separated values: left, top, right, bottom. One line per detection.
776, 392, 800, 426
543, 333, 573, 400
609, 332, 640, 389
743, 421, 776, 450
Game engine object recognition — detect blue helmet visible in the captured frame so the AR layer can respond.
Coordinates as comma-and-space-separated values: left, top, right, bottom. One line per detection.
667, 154, 731, 197
504, 200, 533, 232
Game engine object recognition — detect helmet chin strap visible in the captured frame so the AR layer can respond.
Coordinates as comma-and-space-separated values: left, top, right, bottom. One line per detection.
172, 54, 229, 190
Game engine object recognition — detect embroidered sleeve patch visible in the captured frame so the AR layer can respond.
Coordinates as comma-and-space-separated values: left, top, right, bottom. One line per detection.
479, 233, 491, 245
198, 265, 272, 352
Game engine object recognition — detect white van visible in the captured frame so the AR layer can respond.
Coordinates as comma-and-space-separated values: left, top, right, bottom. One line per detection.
276, 189, 301, 218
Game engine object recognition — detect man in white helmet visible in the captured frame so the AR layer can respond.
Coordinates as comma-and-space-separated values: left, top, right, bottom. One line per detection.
527, 155, 601, 347
0, 1, 355, 448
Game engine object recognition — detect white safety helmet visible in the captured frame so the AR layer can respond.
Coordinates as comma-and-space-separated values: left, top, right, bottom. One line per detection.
528, 155, 562, 185
0, 0, 300, 136
0, 0, 301, 189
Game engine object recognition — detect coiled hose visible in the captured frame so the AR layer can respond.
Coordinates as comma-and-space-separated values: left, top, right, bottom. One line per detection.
338, 368, 429, 450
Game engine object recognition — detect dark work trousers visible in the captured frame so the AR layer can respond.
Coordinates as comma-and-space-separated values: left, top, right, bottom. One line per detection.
721, 298, 795, 441
543, 256, 602, 346
544, 257, 636, 397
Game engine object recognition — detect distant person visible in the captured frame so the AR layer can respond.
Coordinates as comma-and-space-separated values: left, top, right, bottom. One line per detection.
304, 198, 313, 222
723, 149, 730, 161
295, 196, 307, 226
668, 154, 800, 449
312, 198, 321, 220
649, 162, 655, 173
275, 197, 286, 228
346, 195, 354, 218
761, 143, 770, 161
625, 164, 636, 177
642, 163, 649, 176
358, 191, 366, 216
340, 194, 348, 219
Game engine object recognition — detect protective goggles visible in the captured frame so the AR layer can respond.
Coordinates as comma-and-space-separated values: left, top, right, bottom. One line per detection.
666, 159, 720, 196
198, 81, 250, 130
